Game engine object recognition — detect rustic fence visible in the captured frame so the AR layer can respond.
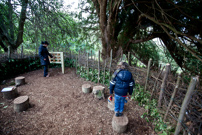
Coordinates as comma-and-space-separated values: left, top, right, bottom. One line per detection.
69, 50, 201, 135
0, 47, 201, 135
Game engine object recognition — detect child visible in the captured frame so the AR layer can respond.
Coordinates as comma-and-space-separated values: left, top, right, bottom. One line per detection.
109, 62, 135, 117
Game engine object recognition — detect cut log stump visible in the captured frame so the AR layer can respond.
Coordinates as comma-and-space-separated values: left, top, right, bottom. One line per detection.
1, 86, 18, 99
112, 114, 128, 133
82, 84, 92, 93
108, 96, 115, 111
14, 96, 29, 112
15, 76, 25, 86
92, 86, 105, 99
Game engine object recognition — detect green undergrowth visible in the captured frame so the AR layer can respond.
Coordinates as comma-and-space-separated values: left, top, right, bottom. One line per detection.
76, 66, 175, 135
76, 66, 110, 85
0, 57, 74, 83
132, 84, 175, 135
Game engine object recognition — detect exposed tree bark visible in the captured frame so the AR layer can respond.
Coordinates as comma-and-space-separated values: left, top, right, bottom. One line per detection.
0, 0, 28, 52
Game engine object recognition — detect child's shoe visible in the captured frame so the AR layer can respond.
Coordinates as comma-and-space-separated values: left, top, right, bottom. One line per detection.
119, 112, 123, 116
115, 113, 119, 117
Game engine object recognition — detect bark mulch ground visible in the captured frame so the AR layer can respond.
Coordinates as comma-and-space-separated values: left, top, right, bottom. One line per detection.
0, 67, 155, 135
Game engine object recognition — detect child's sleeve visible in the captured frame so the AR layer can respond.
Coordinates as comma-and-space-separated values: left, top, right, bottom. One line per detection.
110, 78, 116, 94
129, 75, 135, 95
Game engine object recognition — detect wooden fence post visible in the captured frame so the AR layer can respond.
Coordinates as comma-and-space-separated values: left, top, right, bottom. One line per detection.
158, 63, 171, 108
87, 53, 89, 79
128, 52, 131, 66
144, 58, 152, 92
8, 46, 11, 59
76, 53, 78, 74
98, 50, 100, 83
109, 49, 113, 81
174, 76, 198, 135
21, 46, 23, 58
164, 74, 181, 122
103, 59, 106, 84
147, 66, 165, 115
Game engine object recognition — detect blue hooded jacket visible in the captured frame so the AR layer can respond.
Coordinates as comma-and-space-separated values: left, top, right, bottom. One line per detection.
38, 44, 53, 66
110, 69, 134, 96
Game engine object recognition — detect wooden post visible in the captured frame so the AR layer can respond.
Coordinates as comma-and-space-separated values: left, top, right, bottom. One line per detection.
158, 63, 171, 108
61, 52, 65, 74
76, 53, 78, 74
109, 49, 112, 81
147, 66, 165, 115
164, 74, 181, 122
128, 52, 131, 66
8, 46, 11, 59
150, 66, 165, 100
103, 59, 106, 84
98, 50, 100, 83
35, 44, 37, 56
87, 53, 89, 79
144, 58, 152, 92
21, 45, 23, 58
174, 76, 198, 135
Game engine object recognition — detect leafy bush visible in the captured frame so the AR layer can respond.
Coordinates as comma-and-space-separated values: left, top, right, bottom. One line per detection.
132, 84, 175, 135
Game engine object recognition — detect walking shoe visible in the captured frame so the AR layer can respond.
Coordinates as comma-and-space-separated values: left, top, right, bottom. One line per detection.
46, 74, 50, 77
119, 112, 123, 116
115, 113, 119, 117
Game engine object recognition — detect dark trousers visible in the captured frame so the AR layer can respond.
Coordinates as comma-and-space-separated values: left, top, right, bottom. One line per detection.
44, 65, 48, 77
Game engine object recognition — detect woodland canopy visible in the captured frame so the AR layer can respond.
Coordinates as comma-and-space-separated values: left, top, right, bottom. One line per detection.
0, 0, 202, 75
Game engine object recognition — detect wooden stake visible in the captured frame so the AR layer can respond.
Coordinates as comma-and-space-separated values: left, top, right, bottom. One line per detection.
147, 66, 165, 114
158, 63, 171, 108
98, 50, 100, 83
103, 59, 106, 84
144, 58, 152, 92
76, 53, 78, 74
61, 52, 65, 74
109, 49, 112, 81
150, 66, 165, 100
174, 76, 198, 135
21, 45, 23, 58
87, 53, 89, 79
164, 74, 181, 122
8, 46, 11, 59
128, 52, 131, 66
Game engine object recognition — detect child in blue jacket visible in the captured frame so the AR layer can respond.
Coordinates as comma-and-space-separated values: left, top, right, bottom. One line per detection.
109, 62, 135, 117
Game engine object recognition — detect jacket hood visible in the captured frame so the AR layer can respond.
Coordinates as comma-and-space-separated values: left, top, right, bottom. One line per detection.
116, 70, 132, 82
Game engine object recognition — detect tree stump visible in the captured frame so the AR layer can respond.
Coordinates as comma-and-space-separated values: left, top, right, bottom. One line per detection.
92, 86, 105, 99
108, 96, 115, 111
14, 96, 29, 112
1, 86, 18, 99
15, 76, 25, 86
82, 84, 92, 93
112, 114, 128, 133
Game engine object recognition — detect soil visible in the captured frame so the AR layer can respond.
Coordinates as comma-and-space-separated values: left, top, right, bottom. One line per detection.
0, 68, 156, 135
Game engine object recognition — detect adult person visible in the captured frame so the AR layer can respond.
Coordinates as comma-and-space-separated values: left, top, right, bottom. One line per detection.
38, 41, 53, 77
109, 62, 135, 117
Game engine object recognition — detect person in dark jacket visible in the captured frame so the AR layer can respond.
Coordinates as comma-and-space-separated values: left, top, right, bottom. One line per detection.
109, 62, 135, 117
38, 41, 53, 77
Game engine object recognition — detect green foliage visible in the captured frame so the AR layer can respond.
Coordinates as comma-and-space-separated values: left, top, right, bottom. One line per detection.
0, 57, 76, 82
0, 57, 41, 82
132, 84, 175, 134
76, 66, 110, 86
